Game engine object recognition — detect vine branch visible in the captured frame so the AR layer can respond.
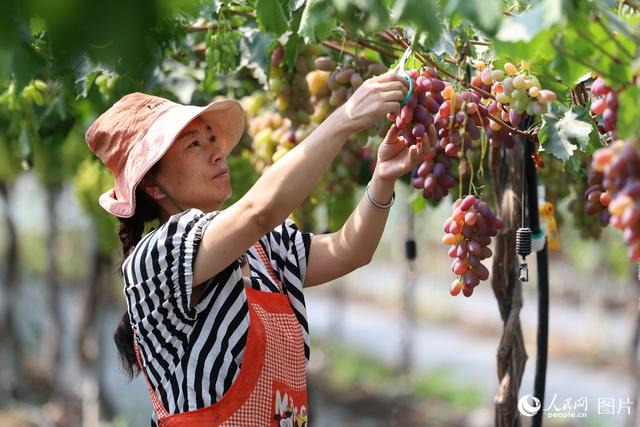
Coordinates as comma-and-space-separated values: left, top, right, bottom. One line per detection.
381, 29, 536, 140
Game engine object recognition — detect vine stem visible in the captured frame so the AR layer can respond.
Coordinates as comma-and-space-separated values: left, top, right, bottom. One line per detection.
552, 41, 629, 86
352, 39, 398, 59
469, 40, 492, 46
322, 40, 357, 57
381, 29, 536, 140
382, 29, 496, 101
574, 27, 626, 65
620, 0, 640, 11
593, 14, 635, 60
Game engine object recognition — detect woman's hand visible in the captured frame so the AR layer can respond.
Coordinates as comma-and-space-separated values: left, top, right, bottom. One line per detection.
338, 72, 408, 134
374, 122, 437, 182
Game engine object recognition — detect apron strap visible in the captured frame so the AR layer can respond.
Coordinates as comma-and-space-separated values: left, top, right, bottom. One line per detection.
252, 241, 284, 293
133, 241, 283, 421
133, 332, 170, 420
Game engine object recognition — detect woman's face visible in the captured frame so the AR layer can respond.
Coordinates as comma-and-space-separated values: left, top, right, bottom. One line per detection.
144, 116, 232, 216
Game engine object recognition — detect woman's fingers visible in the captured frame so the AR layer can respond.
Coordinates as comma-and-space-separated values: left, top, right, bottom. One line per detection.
383, 124, 400, 144
377, 81, 408, 96
381, 90, 406, 102
375, 72, 410, 88
381, 101, 402, 115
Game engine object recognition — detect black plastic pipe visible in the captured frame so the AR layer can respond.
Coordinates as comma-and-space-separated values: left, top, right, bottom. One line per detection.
524, 139, 550, 427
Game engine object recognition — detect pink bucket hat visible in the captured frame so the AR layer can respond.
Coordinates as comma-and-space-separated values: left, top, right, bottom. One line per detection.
85, 92, 245, 218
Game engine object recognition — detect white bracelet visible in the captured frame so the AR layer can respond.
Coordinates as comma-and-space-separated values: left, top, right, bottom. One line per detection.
365, 183, 395, 209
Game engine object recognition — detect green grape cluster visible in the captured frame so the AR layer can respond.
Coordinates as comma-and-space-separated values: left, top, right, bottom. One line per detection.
205, 28, 241, 74
0, 80, 49, 110
269, 44, 316, 128
94, 74, 118, 101
247, 111, 312, 173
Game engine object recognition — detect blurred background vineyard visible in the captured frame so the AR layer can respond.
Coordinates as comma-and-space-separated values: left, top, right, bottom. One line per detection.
0, 0, 639, 426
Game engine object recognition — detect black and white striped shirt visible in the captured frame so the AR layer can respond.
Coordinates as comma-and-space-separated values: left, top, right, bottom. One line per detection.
121, 208, 313, 426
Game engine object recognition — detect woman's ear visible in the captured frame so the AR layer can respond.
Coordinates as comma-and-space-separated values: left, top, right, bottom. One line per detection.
139, 175, 163, 200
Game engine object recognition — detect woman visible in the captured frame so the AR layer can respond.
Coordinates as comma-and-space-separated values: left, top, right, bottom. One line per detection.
86, 72, 430, 426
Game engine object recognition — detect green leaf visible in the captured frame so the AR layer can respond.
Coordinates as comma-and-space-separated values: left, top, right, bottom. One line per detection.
493, 26, 556, 64
298, 0, 336, 43
392, 0, 442, 44
18, 126, 33, 171
445, 0, 502, 36
495, 3, 546, 42
389, 53, 421, 72
256, 0, 289, 35
282, 33, 302, 71
617, 86, 640, 139
538, 104, 598, 163
238, 25, 275, 86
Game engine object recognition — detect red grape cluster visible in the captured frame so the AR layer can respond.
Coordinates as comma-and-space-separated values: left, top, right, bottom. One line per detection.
387, 68, 445, 147
583, 169, 612, 227
411, 145, 456, 201
590, 76, 619, 138
593, 141, 640, 260
434, 87, 488, 157
442, 195, 504, 297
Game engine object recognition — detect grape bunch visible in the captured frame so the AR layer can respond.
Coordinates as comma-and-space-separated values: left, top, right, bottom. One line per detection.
306, 67, 332, 124
269, 44, 316, 128
472, 63, 556, 148
411, 145, 456, 202
248, 112, 312, 173
590, 76, 618, 138
309, 54, 389, 145
592, 141, 640, 261
583, 169, 612, 227
320, 56, 387, 108
205, 28, 241, 74
434, 87, 488, 157
442, 195, 504, 297
387, 68, 445, 147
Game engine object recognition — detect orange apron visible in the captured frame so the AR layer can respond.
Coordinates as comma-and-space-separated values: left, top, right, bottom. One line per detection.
133, 242, 309, 426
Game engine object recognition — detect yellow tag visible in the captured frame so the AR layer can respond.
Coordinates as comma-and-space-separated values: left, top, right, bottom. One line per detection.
539, 202, 560, 250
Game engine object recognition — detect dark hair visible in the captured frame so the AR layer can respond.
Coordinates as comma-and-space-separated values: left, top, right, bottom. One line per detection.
114, 168, 161, 380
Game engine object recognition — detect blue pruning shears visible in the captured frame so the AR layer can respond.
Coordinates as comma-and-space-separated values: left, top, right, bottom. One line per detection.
392, 44, 414, 106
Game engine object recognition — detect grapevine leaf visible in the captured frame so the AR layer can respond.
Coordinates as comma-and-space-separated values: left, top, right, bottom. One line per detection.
282, 33, 301, 71
493, 27, 556, 64
238, 25, 274, 86
13, 42, 43, 92
539, 104, 598, 163
432, 29, 456, 58
391, 0, 442, 44
389, 53, 421, 72
256, 0, 289, 35
410, 190, 427, 214
298, 0, 336, 44
18, 126, 33, 170
444, 0, 502, 37
495, 3, 546, 42
616, 86, 640, 139
72, 55, 107, 99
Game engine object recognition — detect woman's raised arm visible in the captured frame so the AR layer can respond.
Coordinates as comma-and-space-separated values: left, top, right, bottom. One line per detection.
192, 72, 408, 287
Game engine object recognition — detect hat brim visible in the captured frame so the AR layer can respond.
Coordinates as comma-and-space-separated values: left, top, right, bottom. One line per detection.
99, 98, 245, 218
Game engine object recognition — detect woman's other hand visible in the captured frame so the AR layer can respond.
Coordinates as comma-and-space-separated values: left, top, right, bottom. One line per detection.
338, 72, 408, 134
374, 122, 437, 182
